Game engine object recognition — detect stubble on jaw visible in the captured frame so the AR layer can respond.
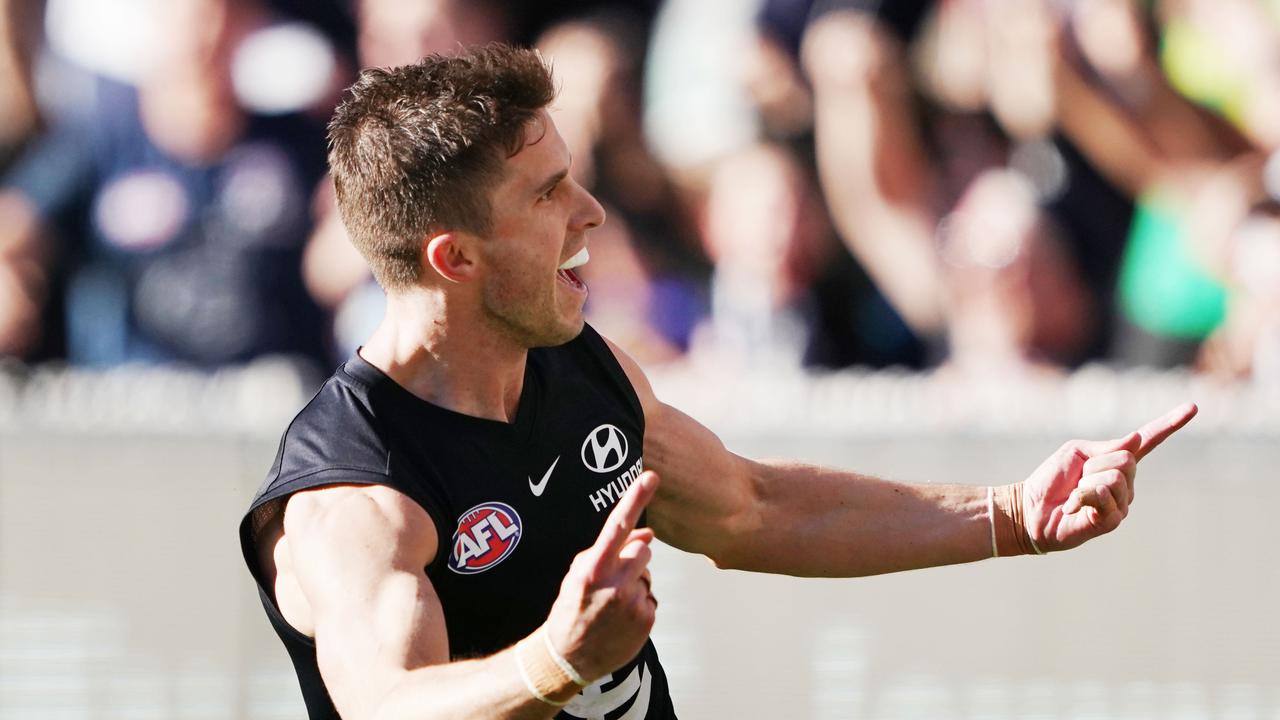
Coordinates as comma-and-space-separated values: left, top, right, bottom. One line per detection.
479, 126, 587, 348
476, 258, 584, 350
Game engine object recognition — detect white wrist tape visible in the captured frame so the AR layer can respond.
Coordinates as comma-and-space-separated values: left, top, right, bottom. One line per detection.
514, 630, 577, 707
990, 484, 1046, 557
542, 628, 589, 687
1027, 532, 1044, 556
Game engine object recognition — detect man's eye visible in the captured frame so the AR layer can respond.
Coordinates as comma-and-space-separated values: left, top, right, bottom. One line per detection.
539, 184, 557, 202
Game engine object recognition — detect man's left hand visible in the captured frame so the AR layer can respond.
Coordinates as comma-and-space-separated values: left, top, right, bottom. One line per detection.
1021, 403, 1198, 552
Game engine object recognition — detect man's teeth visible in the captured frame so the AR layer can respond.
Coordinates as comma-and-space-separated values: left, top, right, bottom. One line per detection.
558, 247, 589, 271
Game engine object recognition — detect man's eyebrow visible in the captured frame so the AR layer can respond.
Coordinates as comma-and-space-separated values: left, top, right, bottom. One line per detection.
534, 166, 570, 197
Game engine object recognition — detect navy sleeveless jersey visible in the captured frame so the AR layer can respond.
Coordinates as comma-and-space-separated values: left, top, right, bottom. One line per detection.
239, 324, 677, 719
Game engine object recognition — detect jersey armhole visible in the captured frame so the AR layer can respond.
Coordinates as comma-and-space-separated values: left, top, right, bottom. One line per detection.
573, 323, 646, 424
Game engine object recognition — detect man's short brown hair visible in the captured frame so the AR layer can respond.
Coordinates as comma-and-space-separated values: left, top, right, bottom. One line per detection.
327, 44, 555, 289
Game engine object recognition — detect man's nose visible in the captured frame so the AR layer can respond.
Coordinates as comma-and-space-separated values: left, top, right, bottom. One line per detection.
572, 182, 607, 231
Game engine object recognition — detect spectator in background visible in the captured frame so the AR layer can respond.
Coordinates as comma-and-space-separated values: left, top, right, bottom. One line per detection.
0, 0, 40, 170
793, 0, 1277, 378
799, 0, 949, 350
644, 0, 928, 370
354, 0, 508, 71
744, 0, 1036, 371
507, 0, 661, 48
1201, 198, 1280, 383
0, 0, 334, 370
693, 142, 835, 369
1042, 0, 1251, 367
1187, 155, 1280, 383
0, 0, 44, 357
751, 0, 929, 368
799, 0, 1126, 372
939, 169, 1092, 378
1079, 0, 1276, 368
951, 0, 1146, 368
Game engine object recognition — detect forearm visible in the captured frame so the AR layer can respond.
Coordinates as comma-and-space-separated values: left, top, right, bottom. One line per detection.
372, 633, 574, 720
1053, 61, 1163, 197
804, 13, 945, 335
714, 460, 996, 577
812, 94, 945, 335
360, 625, 581, 717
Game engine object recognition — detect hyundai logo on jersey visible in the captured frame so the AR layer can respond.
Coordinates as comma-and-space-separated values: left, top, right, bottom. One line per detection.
450, 502, 523, 574
581, 423, 628, 473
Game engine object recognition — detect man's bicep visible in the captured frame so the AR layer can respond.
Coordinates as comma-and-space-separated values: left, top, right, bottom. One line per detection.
282, 485, 450, 719
600, 338, 758, 559
642, 400, 758, 561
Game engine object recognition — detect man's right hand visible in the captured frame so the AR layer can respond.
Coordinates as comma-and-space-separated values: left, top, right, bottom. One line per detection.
543, 471, 660, 683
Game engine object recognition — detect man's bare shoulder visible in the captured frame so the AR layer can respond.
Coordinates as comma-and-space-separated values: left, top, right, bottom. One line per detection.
254, 485, 438, 638
599, 334, 661, 415
283, 484, 438, 564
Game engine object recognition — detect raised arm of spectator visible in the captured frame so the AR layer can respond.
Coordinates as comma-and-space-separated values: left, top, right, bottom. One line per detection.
995, 0, 1246, 199
800, 11, 945, 337
0, 119, 101, 357
256, 477, 660, 720
605, 338, 1196, 576
0, 190, 47, 356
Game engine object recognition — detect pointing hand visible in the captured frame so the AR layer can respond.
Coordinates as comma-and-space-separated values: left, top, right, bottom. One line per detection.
543, 471, 660, 683
1019, 403, 1197, 552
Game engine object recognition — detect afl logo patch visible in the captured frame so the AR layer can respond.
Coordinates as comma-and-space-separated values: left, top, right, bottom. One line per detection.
449, 502, 522, 575
581, 423, 629, 474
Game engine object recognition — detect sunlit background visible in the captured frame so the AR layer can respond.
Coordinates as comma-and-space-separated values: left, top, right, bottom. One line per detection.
1, 0, 1278, 718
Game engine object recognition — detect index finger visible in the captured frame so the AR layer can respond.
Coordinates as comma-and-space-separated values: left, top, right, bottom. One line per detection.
591, 471, 660, 558
1134, 402, 1198, 460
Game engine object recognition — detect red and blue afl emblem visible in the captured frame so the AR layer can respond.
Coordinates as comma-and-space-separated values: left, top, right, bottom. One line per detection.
449, 502, 522, 574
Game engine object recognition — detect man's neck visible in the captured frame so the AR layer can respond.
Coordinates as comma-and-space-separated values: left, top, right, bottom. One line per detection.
359, 291, 528, 424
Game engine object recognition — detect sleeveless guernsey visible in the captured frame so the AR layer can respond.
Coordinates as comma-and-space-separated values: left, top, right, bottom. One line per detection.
239, 324, 676, 719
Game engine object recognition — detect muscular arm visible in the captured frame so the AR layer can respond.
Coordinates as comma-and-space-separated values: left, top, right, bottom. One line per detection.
263, 477, 659, 720
272, 484, 562, 720
632, 376, 990, 576
606, 339, 1194, 576
729, 462, 990, 576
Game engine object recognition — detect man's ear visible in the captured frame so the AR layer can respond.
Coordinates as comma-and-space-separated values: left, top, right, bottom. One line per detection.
424, 232, 477, 283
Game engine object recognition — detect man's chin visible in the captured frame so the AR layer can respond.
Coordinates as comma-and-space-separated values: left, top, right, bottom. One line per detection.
535, 315, 586, 348
502, 312, 585, 350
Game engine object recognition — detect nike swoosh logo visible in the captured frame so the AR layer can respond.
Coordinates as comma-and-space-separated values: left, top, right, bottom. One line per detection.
528, 456, 560, 497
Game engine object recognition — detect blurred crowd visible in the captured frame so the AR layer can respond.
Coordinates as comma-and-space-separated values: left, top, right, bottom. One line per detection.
1, 0, 1279, 384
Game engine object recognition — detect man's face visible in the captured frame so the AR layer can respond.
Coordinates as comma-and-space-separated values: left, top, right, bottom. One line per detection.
472, 110, 606, 347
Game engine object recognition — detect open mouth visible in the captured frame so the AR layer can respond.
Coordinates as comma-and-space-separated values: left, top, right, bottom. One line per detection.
556, 247, 589, 291
556, 268, 585, 289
